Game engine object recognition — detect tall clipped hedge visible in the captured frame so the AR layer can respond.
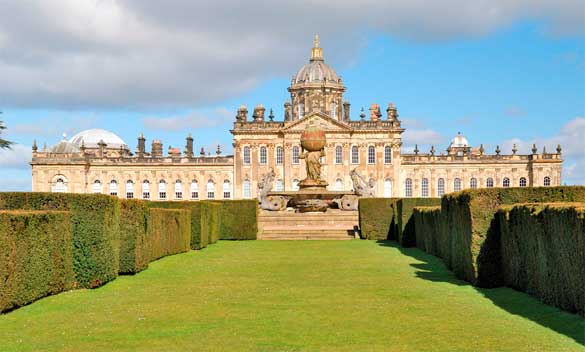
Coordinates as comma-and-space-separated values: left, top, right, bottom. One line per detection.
201, 201, 221, 244
146, 208, 191, 261
0, 193, 120, 289
442, 186, 585, 287
413, 206, 442, 255
0, 211, 74, 313
218, 200, 257, 240
497, 203, 585, 316
119, 200, 150, 274
358, 198, 399, 240
146, 201, 205, 249
394, 198, 441, 247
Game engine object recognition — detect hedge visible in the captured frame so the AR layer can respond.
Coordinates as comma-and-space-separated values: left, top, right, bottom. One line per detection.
497, 203, 585, 316
119, 200, 150, 274
0, 210, 74, 313
358, 198, 399, 240
442, 186, 585, 287
201, 201, 222, 244
218, 200, 258, 240
394, 198, 442, 247
146, 201, 205, 249
0, 193, 120, 289
146, 208, 191, 262
413, 206, 442, 255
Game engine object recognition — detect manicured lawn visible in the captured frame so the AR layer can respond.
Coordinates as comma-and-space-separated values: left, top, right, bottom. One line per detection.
0, 240, 583, 351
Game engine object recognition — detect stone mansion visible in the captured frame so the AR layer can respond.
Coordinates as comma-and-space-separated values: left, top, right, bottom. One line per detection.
31, 36, 563, 200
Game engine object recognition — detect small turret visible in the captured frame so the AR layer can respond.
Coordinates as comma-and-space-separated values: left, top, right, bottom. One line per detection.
369, 103, 382, 121
137, 133, 146, 158
236, 104, 248, 122
343, 101, 350, 122
253, 104, 265, 122
387, 102, 398, 121
151, 139, 163, 158
284, 102, 292, 121
532, 143, 537, 154
185, 133, 194, 157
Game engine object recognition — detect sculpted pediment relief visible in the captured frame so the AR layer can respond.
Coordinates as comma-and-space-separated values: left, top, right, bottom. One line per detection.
281, 112, 352, 132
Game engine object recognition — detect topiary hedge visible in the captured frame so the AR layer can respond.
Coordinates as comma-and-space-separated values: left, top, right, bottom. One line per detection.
0, 210, 74, 313
146, 208, 191, 262
394, 198, 442, 247
496, 203, 585, 316
442, 186, 585, 287
358, 198, 399, 240
119, 200, 150, 274
0, 193, 120, 289
201, 201, 221, 245
413, 206, 442, 255
218, 200, 257, 240
146, 201, 205, 249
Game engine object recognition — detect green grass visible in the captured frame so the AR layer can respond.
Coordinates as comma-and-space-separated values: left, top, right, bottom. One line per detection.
0, 241, 583, 351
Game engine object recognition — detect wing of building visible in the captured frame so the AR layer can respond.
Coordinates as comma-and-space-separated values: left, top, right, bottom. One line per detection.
31, 36, 563, 199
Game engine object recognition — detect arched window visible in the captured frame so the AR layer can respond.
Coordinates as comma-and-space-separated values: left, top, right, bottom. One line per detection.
243, 146, 251, 165
276, 147, 283, 165
384, 179, 392, 197
223, 180, 231, 199
335, 178, 343, 191
190, 180, 199, 199
299, 103, 305, 119
259, 146, 267, 165
243, 180, 251, 198
109, 180, 118, 196
175, 180, 183, 199
503, 177, 510, 187
437, 178, 445, 197
486, 178, 494, 188
330, 102, 337, 119
544, 176, 551, 186
384, 146, 392, 164
405, 178, 413, 197
52, 177, 67, 193
470, 178, 478, 189
92, 180, 102, 194
292, 179, 300, 191
368, 146, 376, 164
292, 146, 300, 164
126, 180, 134, 199
454, 178, 462, 192
206, 180, 215, 199
275, 179, 284, 192
335, 146, 342, 164
158, 180, 167, 200
421, 178, 429, 197
142, 180, 150, 199
351, 146, 359, 164
519, 177, 527, 187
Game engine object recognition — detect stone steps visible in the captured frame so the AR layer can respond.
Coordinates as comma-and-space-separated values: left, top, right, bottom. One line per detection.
258, 209, 359, 240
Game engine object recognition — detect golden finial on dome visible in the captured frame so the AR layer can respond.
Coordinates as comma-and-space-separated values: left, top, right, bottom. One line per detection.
311, 34, 323, 61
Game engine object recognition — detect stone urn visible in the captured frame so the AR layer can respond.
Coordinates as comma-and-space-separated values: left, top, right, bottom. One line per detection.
300, 123, 326, 152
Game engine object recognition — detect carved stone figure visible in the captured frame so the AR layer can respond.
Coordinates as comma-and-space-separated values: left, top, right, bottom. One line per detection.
252, 104, 265, 122
350, 168, 375, 197
369, 103, 382, 121
258, 168, 289, 210
299, 122, 328, 188
300, 149, 325, 181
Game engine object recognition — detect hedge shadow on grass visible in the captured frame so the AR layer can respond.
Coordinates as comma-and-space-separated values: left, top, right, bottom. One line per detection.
375, 241, 585, 345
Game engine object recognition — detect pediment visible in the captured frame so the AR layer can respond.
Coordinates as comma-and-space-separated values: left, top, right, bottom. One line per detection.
281, 111, 352, 132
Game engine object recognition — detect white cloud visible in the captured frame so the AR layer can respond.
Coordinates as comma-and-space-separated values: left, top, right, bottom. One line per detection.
0, 144, 32, 169
143, 107, 232, 131
402, 128, 445, 147
0, 0, 582, 109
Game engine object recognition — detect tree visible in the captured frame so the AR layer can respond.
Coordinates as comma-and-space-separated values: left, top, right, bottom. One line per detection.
0, 112, 14, 150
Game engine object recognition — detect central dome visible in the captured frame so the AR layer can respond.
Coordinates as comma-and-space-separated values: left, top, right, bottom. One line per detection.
70, 129, 126, 149
293, 35, 340, 84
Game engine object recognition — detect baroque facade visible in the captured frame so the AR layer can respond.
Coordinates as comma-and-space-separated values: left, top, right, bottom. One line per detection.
31, 36, 563, 199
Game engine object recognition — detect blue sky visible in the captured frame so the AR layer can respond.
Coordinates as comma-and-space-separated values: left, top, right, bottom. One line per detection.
1, 7, 584, 189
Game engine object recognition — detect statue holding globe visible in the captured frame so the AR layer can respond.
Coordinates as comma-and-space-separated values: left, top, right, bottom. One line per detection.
299, 122, 328, 189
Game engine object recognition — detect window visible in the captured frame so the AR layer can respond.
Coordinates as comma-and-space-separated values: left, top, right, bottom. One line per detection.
299, 103, 305, 119
384, 146, 392, 164
335, 178, 343, 191
544, 176, 551, 186
351, 146, 359, 164
243, 146, 250, 165
503, 177, 510, 187
335, 146, 342, 165
368, 146, 376, 164
454, 178, 462, 192
384, 179, 392, 197
259, 146, 267, 165
126, 180, 134, 199
158, 180, 167, 200
486, 178, 494, 188
437, 178, 445, 197
190, 180, 199, 199
470, 178, 478, 189
292, 179, 300, 191
175, 180, 183, 199
405, 178, 413, 197
330, 102, 337, 119
292, 146, 300, 164
223, 180, 231, 199
276, 147, 283, 165
206, 180, 215, 199
92, 180, 102, 194
519, 177, 527, 187
142, 180, 150, 199
52, 177, 67, 193
109, 180, 118, 196
421, 178, 429, 197
243, 180, 251, 198
275, 179, 284, 192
